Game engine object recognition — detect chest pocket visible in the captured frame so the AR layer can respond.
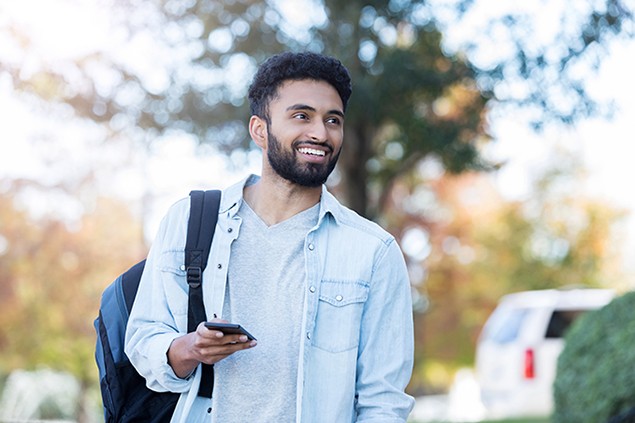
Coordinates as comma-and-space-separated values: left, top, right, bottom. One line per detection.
312, 280, 369, 353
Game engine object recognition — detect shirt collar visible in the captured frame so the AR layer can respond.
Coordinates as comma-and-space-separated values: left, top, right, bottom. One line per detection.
220, 174, 343, 226
219, 174, 258, 217
318, 184, 343, 226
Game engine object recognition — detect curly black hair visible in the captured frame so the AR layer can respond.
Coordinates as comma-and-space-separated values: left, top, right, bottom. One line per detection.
248, 51, 352, 122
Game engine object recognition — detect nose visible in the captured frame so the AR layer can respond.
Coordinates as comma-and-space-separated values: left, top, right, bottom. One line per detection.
307, 121, 328, 143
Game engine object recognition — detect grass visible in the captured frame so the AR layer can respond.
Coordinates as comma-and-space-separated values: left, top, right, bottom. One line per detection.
412, 418, 550, 423
480, 419, 550, 423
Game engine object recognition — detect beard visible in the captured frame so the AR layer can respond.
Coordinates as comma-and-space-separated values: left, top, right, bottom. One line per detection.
267, 128, 341, 188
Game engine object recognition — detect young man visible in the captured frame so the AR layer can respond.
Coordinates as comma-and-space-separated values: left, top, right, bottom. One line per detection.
125, 52, 415, 422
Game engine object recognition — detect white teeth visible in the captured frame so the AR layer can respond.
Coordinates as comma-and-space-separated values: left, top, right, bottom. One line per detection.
298, 147, 325, 156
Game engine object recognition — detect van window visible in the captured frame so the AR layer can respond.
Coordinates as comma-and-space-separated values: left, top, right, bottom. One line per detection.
482, 308, 529, 344
545, 309, 588, 338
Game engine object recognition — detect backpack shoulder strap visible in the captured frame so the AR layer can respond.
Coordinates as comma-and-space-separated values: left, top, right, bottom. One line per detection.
121, 259, 146, 314
185, 189, 221, 330
185, 189, 221, 399
185, 191, 221, 289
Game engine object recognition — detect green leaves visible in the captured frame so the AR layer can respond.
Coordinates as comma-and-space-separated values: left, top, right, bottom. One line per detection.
554, 292, 635, 423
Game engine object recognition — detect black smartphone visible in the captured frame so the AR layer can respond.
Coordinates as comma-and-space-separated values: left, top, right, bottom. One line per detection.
204, 322, 256, 341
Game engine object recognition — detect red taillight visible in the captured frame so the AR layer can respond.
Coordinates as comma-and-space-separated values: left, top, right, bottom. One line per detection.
524, 348, 535, 379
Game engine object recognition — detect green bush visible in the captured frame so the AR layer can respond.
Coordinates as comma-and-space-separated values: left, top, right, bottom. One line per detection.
553, 290, 635, 423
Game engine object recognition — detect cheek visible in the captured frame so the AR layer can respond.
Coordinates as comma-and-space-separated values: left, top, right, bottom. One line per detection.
330, 129, 344, 147
270, 124, 300, 142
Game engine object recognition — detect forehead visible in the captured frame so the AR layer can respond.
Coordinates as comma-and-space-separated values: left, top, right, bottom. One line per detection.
270, 79, 343, 112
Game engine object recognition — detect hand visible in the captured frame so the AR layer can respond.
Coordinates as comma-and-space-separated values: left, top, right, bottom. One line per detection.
168, 319, 257, 378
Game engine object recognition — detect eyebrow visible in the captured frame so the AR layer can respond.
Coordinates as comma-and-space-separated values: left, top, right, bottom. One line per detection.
286, 103, 345, 118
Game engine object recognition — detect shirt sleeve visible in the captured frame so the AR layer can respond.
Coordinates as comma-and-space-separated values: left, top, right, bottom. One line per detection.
355, 238, 416, 422
124, 200, 194, 393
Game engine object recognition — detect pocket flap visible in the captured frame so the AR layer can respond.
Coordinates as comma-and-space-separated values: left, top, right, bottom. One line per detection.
319, 281, 369, 307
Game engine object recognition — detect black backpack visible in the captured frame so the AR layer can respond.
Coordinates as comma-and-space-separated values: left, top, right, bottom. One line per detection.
94, 190, 220, 422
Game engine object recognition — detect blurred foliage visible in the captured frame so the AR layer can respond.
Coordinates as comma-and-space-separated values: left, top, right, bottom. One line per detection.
0, 179, 146, 391
434, 0, 634, 128
387, 155, 626, 395
553, 291, 635, 423
3, 0, 633, 216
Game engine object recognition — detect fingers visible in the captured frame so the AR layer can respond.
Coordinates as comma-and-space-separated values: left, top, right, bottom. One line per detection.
198, 338, 257, 365
197, 321, 256, 345
192, 321, 257, 365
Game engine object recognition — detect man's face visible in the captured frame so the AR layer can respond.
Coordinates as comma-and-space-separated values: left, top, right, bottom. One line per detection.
264, 79, 344, 188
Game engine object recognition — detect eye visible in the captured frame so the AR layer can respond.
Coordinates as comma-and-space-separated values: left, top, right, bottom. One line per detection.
293, 113, 309, 120
326, 116, 342, 125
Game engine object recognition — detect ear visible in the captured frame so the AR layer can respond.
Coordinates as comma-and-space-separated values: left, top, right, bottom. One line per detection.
249, 115, 268, 149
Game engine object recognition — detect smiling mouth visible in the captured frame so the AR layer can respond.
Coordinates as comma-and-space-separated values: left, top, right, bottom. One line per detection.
297, 147, 326, 157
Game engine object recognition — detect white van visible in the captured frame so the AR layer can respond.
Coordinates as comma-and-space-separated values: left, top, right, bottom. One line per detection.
475, 288, 615, 418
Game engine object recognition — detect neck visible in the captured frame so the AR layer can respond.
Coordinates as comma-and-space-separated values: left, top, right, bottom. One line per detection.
244, 172, 322, 226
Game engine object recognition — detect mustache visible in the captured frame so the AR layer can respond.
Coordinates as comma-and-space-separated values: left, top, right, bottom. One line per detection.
292, 140, 334, 154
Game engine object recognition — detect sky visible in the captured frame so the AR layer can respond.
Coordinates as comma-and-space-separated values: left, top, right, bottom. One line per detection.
1, 0, 634, 269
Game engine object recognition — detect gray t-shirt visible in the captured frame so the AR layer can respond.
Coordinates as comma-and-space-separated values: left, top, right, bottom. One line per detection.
211, 200, 319, 422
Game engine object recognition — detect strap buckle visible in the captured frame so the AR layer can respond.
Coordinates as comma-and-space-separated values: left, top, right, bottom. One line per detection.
187, 266, 202, 289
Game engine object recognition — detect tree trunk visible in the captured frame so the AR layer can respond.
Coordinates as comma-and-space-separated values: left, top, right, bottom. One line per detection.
339, 124, 372, 217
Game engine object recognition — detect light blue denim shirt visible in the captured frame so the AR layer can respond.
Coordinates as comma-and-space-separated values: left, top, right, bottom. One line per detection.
125, 175, 415, 422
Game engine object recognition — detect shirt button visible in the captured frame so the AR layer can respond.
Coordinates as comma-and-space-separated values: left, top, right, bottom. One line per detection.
308, 243, 315, 251
336, 295, 343, 302
306, 332, 311, 340
309, 286, 316, 293
217, 264, 222, 269
227, 228, 233, 233
180, 265, 186, 271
